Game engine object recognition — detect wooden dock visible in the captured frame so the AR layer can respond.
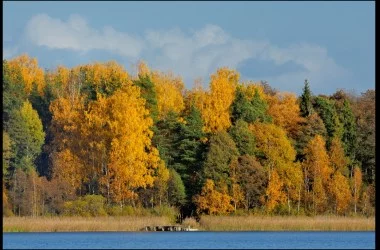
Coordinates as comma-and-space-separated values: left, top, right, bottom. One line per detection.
141, 225, 199, 231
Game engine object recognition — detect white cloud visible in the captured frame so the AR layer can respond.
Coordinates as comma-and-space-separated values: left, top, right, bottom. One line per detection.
26, 14, 143, 58
24, 14, 349, 92
255, 43, 351, 94
144, 25, 268, 87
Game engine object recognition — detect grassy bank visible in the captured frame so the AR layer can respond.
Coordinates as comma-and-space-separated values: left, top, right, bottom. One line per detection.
3, 215, 375, 232
3, 216, 172, 232
199, 215, 375, 231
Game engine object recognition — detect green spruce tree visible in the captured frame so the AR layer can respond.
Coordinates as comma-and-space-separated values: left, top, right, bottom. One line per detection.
300, 79, 314, 117
229, 119, 256, 156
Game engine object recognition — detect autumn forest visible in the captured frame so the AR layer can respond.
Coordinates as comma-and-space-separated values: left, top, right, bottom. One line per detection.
2, 55, 375, 219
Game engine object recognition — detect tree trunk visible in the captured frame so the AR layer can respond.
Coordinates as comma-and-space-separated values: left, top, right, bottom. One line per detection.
312, 190, 315, 215
297, 188, 301, 215
33, 175, 36, 217
354, 178, 357, 214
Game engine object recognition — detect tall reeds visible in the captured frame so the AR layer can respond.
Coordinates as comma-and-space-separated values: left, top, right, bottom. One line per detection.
199, 215, 375, 231
3, 216, 172, 232
3, 215, 375, 232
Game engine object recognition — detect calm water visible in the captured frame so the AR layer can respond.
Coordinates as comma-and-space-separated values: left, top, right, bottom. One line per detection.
3, 231, 375, 249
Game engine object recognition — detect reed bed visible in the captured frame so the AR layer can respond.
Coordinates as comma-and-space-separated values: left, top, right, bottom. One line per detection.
3, 216, 172, 232
199, 215, 375, 231
3, 215, 375, 232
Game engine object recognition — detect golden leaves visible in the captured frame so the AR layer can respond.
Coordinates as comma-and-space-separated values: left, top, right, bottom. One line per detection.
8, 54, 45, 95
151, 70, 185, 118
197, 67, 239, 133
303, 135, 332, 182
329, 172, 352, 214
267, 92, 305, 136
329, 137, 349, 175
302, 135, 334, 213
51, 149, 84, 196
250, 122, 296, 164
194, 179, 234, 215
265, 170, 286, 212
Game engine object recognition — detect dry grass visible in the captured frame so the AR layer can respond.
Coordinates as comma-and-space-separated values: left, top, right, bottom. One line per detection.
3, 215, 375, 232
3, 216, 172, 232
199, 215, 375, 231
181, 217, 200, 229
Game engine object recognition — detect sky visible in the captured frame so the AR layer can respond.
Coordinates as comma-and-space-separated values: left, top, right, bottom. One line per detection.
3, 1, 375, 95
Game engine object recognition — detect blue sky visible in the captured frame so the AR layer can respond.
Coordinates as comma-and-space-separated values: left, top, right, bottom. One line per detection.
3, 1, 375, 95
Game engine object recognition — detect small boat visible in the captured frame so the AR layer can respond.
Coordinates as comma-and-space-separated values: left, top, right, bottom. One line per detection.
183, 226, 199, 231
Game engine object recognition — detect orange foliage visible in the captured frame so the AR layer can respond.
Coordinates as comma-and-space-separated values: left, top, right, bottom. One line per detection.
80, 61, 129, 89
351, 166, 362, 213
329, 172, 352, 215
151, 70, 185, 118
302, 135, 333, 213
241, 81, 267, 100
51, 149, 84, 196
198, 67, 239, 133
265, 170, 286, 212
329, 137, 349, 175
267, 92, 305, 136
8, 54, 45, 95
250, 122, 302, 207
92, 88, 160, 203
303, 135, 333, 184
194, 179, 234, 215
313, 177, 328, 213
49, 96, 85, 151
249, 122, 296, 172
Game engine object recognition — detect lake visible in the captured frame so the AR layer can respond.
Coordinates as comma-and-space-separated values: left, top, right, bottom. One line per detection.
3, 231, 375, 249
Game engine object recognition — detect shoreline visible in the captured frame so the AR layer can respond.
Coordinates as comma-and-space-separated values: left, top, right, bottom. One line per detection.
3, 215, 375, 232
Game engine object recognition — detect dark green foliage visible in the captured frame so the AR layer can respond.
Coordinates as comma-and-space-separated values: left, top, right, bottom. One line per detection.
80, 85, 97, 103
299, 79, 314, 117
203, 131, 239, 187
338, 100, 357, 160
229, 119, 256, 156
330, 90, 357, 161
293, 113, 327, 160
313, 96, 343, 148
3, 60, 27, 129
133, 75, 159, 122
354, 90, 375, 183
80, 68, 124, 101
250, 90, 272, 123
29, 83, 56, 131
236, 155, 267, 209
29, 82, 57, 177
167, 168, 186, 207
231, 86, 252, 123
3, 131, 14, 180
152, 111, 181, 168
231, 87, 272, 123
174, 106, 206, 199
